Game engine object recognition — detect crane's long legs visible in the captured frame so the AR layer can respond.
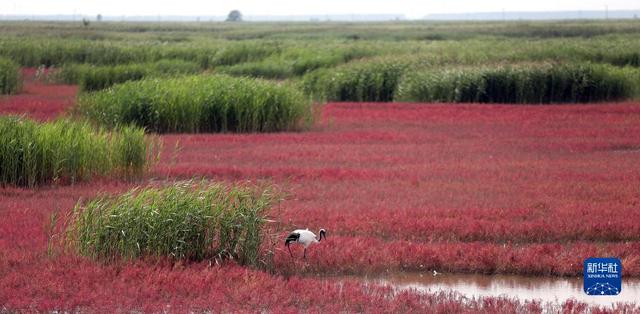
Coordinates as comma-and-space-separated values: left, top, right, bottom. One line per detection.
288, 244, 293, 257
303, 248, 307, 259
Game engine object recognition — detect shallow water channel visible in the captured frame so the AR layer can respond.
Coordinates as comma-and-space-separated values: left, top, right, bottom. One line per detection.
357, 272, 640, 306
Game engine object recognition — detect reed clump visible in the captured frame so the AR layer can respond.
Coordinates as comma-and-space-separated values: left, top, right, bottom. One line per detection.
217, 46, 370, 79
66, 181, 274, 266
0, 116, 155, 187
396, 63, 635, 103
0, 57, 20, 94
55, 59, 201, 91
0, 38, 213, 68
77, 74, 312, 133
301, 58, 409, 102
210, 42, 281, 66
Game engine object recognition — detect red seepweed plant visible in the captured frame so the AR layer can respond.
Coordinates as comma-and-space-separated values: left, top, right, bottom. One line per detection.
1, 76, 640, 311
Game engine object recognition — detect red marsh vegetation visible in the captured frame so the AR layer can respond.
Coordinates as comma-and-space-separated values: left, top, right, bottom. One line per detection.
1, 77, 639, 312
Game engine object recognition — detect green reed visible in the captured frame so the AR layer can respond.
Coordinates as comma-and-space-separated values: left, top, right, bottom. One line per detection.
0, 116, 156, 187
0, 57, 20, 94
77, 74, 312, 133
66, 181, 274, 266
396, 63, 636, 103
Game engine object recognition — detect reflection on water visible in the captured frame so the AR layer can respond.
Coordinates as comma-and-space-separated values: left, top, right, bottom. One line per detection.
364, 272, 640, 307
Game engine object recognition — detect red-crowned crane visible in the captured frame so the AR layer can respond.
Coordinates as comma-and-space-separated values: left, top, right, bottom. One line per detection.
285, 228, 326, 259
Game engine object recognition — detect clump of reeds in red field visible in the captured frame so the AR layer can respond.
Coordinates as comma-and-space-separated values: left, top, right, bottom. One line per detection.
0, 116, 154, 187
77, 74, 312, 133
66, 181, 274, 266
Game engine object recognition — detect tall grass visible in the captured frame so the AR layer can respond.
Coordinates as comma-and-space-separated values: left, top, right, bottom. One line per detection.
65, 181, 274, 265
217, 60, 293, 79
0, 116, 156, 187
396, 63, 636, 104
77, 74, 312, 133
3, 22, 640, 70
0, 38, 214, 68
217, 46, 371, 79
0, 57, 20, 94
301, 58, 409, 102
210, 42, 281, 66
54, 59, 201, 91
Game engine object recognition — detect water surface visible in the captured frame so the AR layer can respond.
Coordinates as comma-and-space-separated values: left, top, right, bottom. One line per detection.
359, 272, 639, 307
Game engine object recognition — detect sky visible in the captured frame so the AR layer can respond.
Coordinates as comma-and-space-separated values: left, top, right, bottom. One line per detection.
2, 0, 639, 19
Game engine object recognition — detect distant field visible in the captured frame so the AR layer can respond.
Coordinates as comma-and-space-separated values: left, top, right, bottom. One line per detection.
1, 20, 640, 103
0, 21, 639, 312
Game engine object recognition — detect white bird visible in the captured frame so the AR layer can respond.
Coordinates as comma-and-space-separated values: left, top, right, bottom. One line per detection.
285, 228, 326, 259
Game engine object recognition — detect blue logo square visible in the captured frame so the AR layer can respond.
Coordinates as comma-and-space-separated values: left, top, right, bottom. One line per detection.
584, 257, 622, 296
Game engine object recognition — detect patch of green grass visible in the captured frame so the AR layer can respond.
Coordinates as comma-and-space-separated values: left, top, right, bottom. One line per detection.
0, 37, 215, 68
66, 181, 274, 265
54, 59, 201, 91
77, 74, 312, 133
0, 116, 156, 187
217, 60, 293, 79
210, 42, 281, 66
217, 46, 372, 79
3, 21, 640, 104
0, 57, 20, 94
396, 63, 636, 103
301, 58, 409, 102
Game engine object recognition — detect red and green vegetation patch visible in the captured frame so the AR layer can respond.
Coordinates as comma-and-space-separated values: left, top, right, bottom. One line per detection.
1, 77, 639, 311
0, 69, 76, 121
156, 102, 640, 278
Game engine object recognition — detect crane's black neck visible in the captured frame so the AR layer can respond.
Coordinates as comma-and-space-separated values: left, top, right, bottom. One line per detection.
318, 229, 326, 242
